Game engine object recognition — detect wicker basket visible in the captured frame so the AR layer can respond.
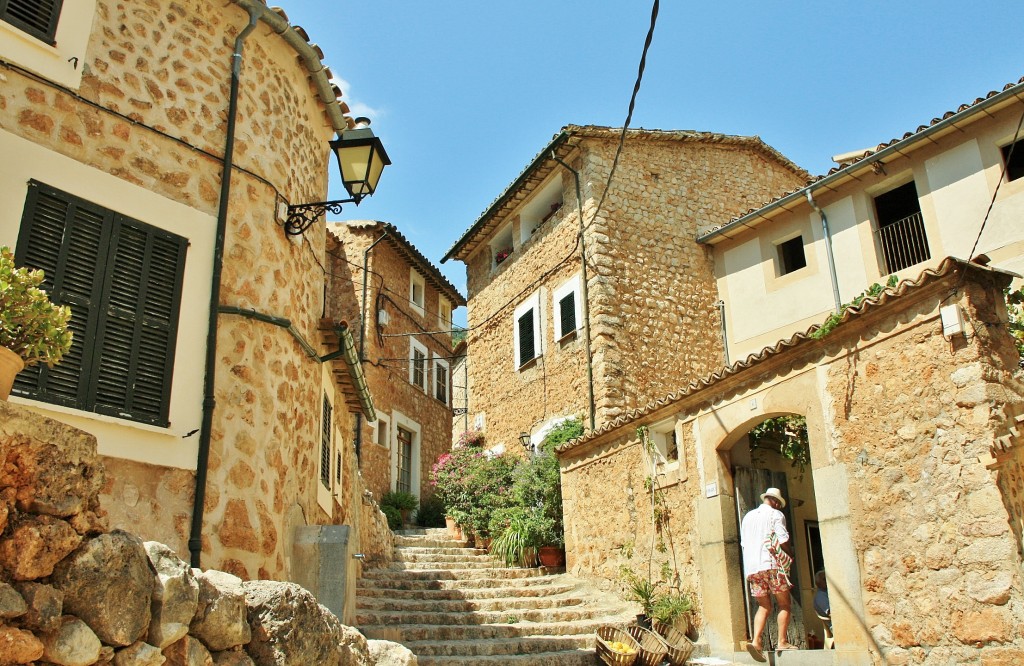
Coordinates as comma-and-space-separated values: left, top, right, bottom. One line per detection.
596, 626, 641, 666
652, 622, 695, 666
626, 624, 669, 666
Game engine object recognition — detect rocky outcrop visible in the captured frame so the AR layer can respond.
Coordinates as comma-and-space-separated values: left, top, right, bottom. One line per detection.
0, 401, 400, 665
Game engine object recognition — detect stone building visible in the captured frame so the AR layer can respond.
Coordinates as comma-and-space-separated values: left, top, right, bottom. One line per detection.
442, 125, 809, 450
327, 221, 465, 503
0, 0, 390, 614
556, 77, 1024, 664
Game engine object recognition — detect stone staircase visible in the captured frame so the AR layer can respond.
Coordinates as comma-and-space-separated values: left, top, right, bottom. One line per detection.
356, 528, 637, 665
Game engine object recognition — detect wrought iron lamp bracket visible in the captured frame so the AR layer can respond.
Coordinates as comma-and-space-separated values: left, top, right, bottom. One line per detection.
284, 197, 359, 236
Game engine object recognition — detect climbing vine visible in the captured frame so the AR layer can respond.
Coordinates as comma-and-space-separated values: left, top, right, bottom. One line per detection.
748, 415, 810, 474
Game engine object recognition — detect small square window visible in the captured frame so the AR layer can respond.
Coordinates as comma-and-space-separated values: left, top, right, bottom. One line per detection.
409, 269, 425, 316
1001, 139, 1024, 182
434, 357, 450, 405
553, 274, 582, 341
777, 236, 807, 276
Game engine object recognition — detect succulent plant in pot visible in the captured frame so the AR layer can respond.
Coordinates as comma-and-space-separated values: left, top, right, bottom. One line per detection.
0, 247, 73, 399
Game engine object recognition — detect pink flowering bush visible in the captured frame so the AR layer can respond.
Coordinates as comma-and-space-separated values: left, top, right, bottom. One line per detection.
430, 445, 516, 537
455, 429, 485, 448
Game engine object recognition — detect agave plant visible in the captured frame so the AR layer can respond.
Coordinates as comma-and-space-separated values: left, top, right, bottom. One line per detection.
0, 246, 73, 367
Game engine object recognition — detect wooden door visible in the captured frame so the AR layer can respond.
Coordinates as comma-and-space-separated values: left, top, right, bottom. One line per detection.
734, 466, 806, 649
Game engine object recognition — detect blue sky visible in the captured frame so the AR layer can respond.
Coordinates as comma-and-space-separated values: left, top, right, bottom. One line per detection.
283, 1, 1024, 321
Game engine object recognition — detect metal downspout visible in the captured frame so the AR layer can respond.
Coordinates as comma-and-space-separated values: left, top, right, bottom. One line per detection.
551, 153, 596, 433
716, 300, 729, 367
353, 230, 389, 463
807, 190, 843, 313
189, 7, 259, 568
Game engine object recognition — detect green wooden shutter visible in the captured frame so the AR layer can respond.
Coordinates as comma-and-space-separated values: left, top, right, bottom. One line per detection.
13, 181, 186, 426
518, 309, 535, 366
13, 182, 109, 407
558, 292, 576, 339
320, 394, 332, 489
0, 0, 63, 44
92, 217, 186, 425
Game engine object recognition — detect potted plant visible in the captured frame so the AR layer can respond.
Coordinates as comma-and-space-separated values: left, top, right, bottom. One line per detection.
652, 589, 694, 636
488, 507, 549, 568
0, 247, 73, 400
621, 568, 659, 629
380, 491, 419, 527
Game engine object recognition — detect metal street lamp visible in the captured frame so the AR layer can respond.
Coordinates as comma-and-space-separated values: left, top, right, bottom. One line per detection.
519, 432, 532, 451
284, 117, 391, 236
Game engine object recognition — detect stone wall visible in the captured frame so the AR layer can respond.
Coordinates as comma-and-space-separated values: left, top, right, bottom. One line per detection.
0, 401, 413, 665
463, 135, 807, 448
558, 262, 1024, 662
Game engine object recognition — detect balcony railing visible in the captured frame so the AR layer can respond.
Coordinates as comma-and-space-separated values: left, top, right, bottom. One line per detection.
877, 211, 930, 273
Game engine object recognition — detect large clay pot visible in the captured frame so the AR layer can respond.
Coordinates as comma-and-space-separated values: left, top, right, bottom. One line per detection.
445, 516, 462, 540
0, 347, 24, 400
538, 545, 566, 568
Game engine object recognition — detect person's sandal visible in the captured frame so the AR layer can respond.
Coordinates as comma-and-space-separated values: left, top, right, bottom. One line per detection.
746, 643, 767, 662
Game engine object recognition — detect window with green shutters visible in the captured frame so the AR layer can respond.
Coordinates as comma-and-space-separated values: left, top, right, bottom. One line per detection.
320, 393, 332, 489
13, 181, 187, 427
1, 0, 63, 44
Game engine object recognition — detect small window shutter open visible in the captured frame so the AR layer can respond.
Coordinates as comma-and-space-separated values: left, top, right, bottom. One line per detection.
559, 293, 576, 338
518, 309, 535, 366
1, 0, 63, 44
320, 394, 332, 489
436, 364, 448, 404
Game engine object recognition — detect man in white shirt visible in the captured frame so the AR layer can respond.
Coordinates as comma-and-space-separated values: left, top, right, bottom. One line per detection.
740, 487, 797, 660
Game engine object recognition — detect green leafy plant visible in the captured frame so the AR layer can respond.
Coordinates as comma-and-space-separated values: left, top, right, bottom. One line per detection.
0, 246, 73, 367
380, 491, 418, 512
811, 274, 898, 340
541, 418, 584, 452
381, 504, 402, 531
488, 509, 545, 567
651, 590, 693, 626
749, 415, 809, 473
620, 566, 660, 617
415, 495, 446, 527
1006, 287, 1024, 363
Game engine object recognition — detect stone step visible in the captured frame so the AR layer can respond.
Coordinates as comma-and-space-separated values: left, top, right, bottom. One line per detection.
383, 559, 499, 571
393, 546, 488, 557
359, 566, 554, 582
357, 602, 620, 627
356, 593, 587, 614
416, 649, 597, 665
357, 581, 578, 601
360, 614, 635, 642
393, 538, 471, 549
403, 634, 592, 657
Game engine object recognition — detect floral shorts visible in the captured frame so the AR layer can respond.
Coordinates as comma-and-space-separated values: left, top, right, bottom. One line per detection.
747, 569, 792, 597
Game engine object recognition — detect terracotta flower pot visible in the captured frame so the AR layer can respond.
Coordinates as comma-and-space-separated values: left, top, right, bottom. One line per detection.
445, 516, 462, 540
0, 347, 24, 401
538, 545, 566, 568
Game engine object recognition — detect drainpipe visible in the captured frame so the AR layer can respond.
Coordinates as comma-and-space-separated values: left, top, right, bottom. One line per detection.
188, 7, 259, 569
716, 300, 730, 367
806, 190, 843, 314
353, 229, 389, 463
550, 152, 596, 433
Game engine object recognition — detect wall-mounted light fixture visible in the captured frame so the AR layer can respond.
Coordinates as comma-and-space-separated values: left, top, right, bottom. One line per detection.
519, 431, 532, 451
284, 117, 391, 236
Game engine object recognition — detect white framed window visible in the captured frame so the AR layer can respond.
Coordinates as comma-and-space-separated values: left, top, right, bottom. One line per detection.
434, 355, 450, 405
316, 367, 336, 516
552, 274, 582, 341
513, 291, 543, 369
374, 413, 391, 449
519, 176, 563, 243
490, 223, 514, 269
650, 419, 679, 467
409, 337, 428, 391
438, 297, 452, 336
409, 268, 426, 316
391, 410, 422, 498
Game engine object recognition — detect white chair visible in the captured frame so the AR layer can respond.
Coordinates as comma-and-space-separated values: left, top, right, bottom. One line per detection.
816, 613, 834, 650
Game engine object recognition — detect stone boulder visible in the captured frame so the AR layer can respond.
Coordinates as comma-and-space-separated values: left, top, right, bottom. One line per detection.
367, 639, 417, 666
242, 581, 348, 666
16, 581, 63, 632
145, 542, 199, 648
52, 530, 154, 646
39, 616, 103, 666
164, 635, 213, 666
339, 625, 371, 666
0, 402, 104, 518
190, 570, 250, 652
0, 513, 81, 579
0, 582, 26, 619
212, 650, 255, 666
0, 624, 44, 664
113, 641, 166, 666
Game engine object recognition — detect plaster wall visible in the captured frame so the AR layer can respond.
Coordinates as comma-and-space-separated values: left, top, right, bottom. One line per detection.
715, 104, 1024, 363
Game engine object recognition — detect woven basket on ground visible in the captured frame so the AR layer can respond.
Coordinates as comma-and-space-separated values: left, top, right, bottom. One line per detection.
652, 621, 695, 666
596, 626, 641, 666
626, 624, 669, 666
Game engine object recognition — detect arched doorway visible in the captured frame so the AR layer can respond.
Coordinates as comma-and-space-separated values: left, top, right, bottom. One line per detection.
731, 414, 825, 651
